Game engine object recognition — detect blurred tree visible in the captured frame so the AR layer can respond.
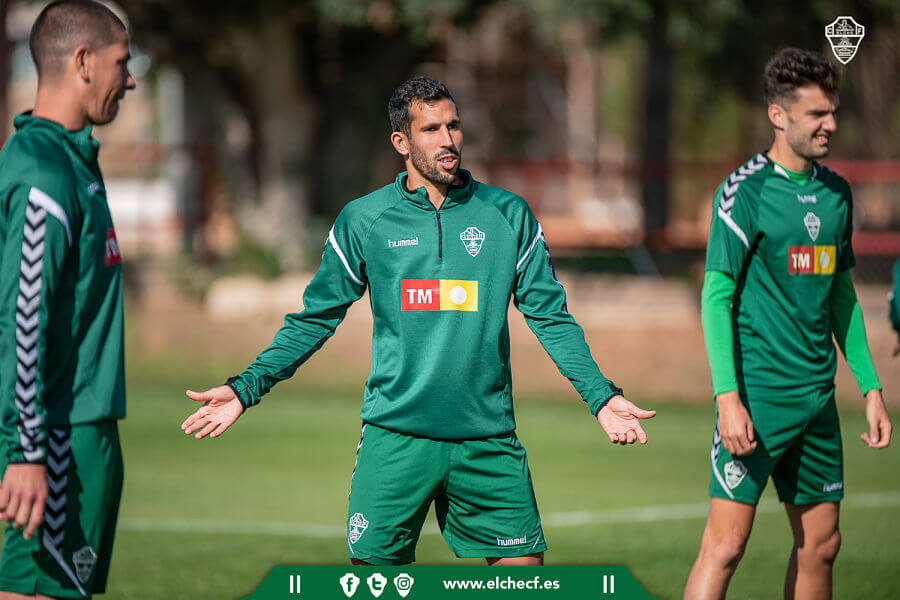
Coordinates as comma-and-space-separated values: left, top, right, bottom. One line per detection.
124, 0, 486, 268
0, 0, 10, 140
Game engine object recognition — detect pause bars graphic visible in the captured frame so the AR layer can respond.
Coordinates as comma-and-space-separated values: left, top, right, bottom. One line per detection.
602, 574, 615, 594
289, 574, 301, 594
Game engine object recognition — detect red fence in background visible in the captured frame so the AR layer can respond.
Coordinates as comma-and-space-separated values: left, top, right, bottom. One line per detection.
485, 158, 900, 255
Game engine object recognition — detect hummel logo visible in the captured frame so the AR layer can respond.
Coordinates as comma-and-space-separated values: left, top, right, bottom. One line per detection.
87, 181, 101, 195
797, 194, 817, 204
388, 237, 418, 248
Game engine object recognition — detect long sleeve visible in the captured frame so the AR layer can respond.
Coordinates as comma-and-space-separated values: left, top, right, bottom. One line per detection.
512, 207, 620, 415
829, 269, 881, 396
701, 270, 738, 396
227, 208, 368, 408
1, 185, 76, 464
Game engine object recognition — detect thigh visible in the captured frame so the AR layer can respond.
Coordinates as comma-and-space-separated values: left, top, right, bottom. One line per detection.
0, 421, 123, 599
709, 390, 809, 504
346, 424, 446, 565
773, 387, 843, 504
441, 433, 546, 559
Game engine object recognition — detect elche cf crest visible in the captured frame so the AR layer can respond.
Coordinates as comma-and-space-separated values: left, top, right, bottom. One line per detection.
804, 212, 821, 242
724, 460, 747, 490
348, 512, 368, 543
825, 17, 864, 64
73, 545, 97, 584
459, 226, 485, 256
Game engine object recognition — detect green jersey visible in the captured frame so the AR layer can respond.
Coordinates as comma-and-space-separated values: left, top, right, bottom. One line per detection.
0, 113, 126, 465
705, 153, 855, 390
228, 170, 620, 439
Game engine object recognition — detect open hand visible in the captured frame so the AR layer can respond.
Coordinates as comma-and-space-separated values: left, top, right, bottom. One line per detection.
597, 395, 656, 444
181, 385, 245, 439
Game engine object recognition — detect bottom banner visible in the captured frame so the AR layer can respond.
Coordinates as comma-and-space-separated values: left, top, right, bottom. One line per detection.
243, 566, 655, 599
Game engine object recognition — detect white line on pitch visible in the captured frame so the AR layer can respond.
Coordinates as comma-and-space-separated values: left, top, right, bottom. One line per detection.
118, 491, 900, 538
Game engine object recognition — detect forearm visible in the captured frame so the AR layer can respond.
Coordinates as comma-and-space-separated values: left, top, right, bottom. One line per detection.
701, 270, 738, 396
830, 269, 881, 395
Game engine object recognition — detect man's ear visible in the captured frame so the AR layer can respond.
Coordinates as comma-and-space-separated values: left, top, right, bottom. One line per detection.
73, 45, 91, 83
768, 103, 786, 131
390, 131, 409, 156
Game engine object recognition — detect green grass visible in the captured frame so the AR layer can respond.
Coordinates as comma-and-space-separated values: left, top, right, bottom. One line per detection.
6, 380, 900, 599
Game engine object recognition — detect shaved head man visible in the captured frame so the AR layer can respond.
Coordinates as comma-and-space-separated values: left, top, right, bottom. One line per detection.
0, 1, 134, 598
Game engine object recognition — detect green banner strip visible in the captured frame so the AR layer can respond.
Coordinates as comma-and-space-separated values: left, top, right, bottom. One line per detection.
243, 566, 656, 600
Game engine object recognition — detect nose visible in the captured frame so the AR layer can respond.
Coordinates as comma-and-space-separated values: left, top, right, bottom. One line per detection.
440, 125, 455, 148
125, 70, 136, 90
822, 112, 836, 132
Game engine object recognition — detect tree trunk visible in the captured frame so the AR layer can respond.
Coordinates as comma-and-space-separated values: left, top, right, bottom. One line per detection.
640, 2, 671, 247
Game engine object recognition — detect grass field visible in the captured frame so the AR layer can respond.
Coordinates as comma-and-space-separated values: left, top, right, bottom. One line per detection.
71, 370, 898, 600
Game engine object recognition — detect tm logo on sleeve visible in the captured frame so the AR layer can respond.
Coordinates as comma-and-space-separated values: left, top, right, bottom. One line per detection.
401, 280, 478, 311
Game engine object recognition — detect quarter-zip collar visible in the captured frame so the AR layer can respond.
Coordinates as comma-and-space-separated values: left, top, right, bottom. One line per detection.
394, 169, 475, 211
14, 111, 100, 165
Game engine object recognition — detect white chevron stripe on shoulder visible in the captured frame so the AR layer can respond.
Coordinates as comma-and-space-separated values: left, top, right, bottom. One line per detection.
516, 223, 544, 271
717, 207, 749, 249
327, 227, 364, 286
28, 187, 72, 246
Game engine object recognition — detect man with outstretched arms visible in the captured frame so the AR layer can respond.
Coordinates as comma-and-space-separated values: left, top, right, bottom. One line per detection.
183, 76, 655, 566
684, 48, 892, 599
0, 2, 134, 598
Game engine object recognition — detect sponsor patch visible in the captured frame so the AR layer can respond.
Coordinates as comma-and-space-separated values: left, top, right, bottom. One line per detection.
797, 194, 817, 204
823, 481, 844, 493
348, 512, 368, 544
401, 279, 478, 311
788, 245, 835, 275
724, 460, 747, 490
388, 237, 418, 248
104, 227, 121, 266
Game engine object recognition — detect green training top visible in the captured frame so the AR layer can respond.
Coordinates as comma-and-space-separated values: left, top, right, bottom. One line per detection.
228, 170, 620, 439
0, 113, 126, 465
705, 153, 870, 391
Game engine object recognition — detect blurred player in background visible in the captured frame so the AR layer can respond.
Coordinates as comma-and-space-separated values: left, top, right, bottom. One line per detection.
891, 256, 900, 357
182, 75, 655, 566
0, 1, 134, 597
684, 48, 891, 599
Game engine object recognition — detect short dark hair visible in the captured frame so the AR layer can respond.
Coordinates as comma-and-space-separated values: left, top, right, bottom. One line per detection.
30, 0, 126, 80
763, 48, 839, 106
388, 76, 456, 135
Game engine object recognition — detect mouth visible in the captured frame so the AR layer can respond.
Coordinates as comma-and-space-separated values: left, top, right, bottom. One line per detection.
437, 154, 459, 170
813, 132, 829, 145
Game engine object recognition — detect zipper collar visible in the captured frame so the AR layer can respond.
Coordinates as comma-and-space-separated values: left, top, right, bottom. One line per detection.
394, 169, 475, 210
14, 111, 100, 164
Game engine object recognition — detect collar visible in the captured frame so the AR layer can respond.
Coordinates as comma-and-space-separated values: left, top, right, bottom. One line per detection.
394, 169, 475, 210
14, 111, 100, 163
764, 153, 817, 183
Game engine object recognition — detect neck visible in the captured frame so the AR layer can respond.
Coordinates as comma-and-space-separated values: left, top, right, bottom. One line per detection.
33, 84, 88, 131
405, 166, 457, 209
767, 136, 811, 174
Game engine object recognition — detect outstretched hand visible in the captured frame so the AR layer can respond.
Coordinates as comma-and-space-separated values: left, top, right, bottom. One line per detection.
181, 385, 245, 439
0, 463, 47, 540
597, 395, 656, 445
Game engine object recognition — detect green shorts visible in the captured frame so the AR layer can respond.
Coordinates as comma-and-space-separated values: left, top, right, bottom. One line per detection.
709, 383, 844, 505
347, 423, 547, 565
0, 420, 123, 598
